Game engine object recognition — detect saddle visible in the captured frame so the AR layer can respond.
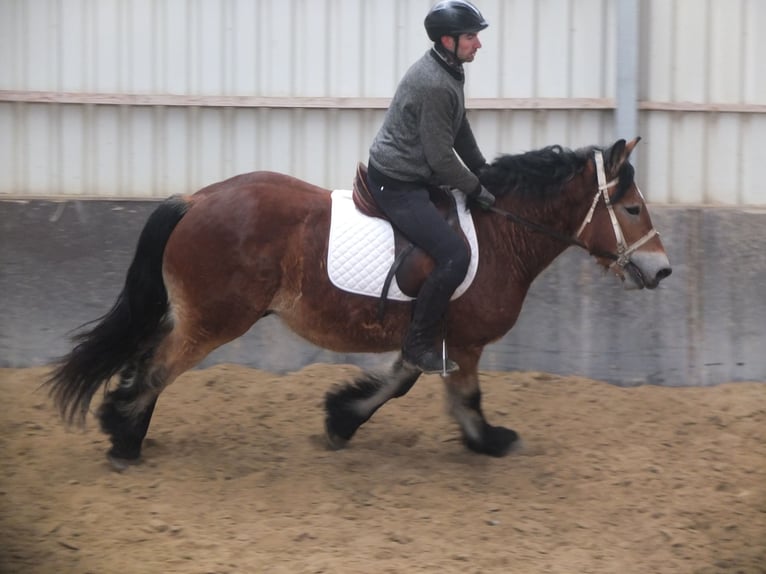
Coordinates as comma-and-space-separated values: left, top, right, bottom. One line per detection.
351, 163, 469, 312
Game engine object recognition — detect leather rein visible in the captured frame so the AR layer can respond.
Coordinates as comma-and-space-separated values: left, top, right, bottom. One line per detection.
483, 150, 658, 270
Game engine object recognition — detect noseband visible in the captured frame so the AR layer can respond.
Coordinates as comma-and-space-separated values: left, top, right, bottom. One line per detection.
487, 150, 658, 269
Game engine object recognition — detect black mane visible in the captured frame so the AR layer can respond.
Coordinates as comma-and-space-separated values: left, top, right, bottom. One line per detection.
482, 145, 634, 202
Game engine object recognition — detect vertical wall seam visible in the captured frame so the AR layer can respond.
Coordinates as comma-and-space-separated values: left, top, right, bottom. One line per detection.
532, 0, 539, 100
736, 0, 747, 204
616, 0, 639, 155
702, 0, 712, 203
668, 1, 676, 203
565, 0, 573, 144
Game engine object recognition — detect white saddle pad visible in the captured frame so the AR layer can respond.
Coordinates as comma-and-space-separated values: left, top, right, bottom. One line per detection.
327, 189, 479, 301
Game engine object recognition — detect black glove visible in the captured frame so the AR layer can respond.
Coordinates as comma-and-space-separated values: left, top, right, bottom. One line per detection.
469, 184, 495, 211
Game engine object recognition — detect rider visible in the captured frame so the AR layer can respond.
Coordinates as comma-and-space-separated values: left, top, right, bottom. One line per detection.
367, 0, 496, 374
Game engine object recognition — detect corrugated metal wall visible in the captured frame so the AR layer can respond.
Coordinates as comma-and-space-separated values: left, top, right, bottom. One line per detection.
641, 0, 766, 204
0, 0, 764, 204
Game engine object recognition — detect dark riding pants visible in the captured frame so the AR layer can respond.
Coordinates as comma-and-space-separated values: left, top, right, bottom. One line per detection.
367, 168, 470, 344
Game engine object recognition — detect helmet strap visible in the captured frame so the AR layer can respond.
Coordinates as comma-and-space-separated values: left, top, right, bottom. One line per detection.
437, 35, 462, 62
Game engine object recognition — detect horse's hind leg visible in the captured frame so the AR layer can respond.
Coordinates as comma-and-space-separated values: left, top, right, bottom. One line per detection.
96, 322, 224, 468
325, 356, 421, 449
98, 292, 265, 468
97, 356, 162, 468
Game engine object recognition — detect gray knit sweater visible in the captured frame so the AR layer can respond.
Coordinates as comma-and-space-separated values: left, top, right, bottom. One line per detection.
368, 48, 485, 195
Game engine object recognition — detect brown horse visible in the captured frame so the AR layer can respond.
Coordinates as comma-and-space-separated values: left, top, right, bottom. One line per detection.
46, 137, 671, 467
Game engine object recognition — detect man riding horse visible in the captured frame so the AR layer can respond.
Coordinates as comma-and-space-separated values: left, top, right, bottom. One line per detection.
367, 0, 496, 375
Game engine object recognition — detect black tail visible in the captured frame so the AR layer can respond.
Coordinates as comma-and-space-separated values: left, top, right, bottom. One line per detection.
45, 196, 190, 424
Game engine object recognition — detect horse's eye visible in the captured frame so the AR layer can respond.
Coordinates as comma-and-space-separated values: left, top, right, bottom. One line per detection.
625, 205, 641, 216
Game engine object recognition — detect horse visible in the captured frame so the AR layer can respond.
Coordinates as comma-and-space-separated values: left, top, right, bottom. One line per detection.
45, 137, 671, 468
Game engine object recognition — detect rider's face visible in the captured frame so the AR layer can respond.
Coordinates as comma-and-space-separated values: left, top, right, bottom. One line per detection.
442, 33, 482, 63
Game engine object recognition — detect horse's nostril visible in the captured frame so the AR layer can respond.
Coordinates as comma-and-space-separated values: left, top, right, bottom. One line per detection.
656, 267, 672, 281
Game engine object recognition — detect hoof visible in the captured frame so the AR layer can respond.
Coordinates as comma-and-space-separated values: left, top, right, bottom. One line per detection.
107, 453, 142, 472
324, 430, 349, 451
465, 424, 520, 457
106, 443, 143, 472
324, 392, 366, 449
324, 412, 357, 451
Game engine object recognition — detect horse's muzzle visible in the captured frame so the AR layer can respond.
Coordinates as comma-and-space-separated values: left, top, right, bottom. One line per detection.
621, 252, 672, 290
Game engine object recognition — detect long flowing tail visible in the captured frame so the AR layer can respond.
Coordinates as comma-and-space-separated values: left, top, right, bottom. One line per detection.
45, 195, 190, 424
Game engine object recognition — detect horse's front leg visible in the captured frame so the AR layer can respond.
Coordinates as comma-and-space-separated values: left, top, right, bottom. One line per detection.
445, 348, 520, 457
324, 356, 421, 449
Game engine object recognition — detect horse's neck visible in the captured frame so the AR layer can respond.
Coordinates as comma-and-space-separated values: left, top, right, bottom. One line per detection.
485, 194, 582, 284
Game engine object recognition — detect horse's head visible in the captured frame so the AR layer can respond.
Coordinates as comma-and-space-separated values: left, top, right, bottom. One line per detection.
576, 137, 672, 290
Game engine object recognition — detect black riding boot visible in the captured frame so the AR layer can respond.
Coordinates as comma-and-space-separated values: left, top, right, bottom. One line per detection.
402, 273, 459, 374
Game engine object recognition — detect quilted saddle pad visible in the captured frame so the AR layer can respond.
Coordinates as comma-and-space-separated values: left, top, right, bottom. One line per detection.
327, 189, 479, 301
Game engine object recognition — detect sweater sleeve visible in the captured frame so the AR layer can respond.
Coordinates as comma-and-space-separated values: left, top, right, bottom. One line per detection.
454, 115, 486, 173
418, 87, 481, 195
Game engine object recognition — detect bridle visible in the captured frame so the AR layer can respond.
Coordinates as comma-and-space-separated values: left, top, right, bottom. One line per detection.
485, 149, 659, 270
574, 150, 658, 270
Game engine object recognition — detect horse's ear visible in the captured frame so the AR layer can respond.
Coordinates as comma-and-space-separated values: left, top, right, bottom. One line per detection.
607, 139, 626, 170
607, 137, 641, 172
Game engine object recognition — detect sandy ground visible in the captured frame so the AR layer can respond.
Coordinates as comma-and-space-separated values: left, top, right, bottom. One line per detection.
0, 364, 764, 574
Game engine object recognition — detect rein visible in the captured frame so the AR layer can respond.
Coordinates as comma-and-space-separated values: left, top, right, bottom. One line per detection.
484, 150, 658, 267
486, 204, 618, 262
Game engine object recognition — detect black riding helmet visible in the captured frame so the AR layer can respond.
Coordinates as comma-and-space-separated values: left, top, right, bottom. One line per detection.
424, 0, 488, 58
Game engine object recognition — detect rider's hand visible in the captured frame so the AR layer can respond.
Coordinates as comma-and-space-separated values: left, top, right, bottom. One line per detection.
469, 184, 495, 211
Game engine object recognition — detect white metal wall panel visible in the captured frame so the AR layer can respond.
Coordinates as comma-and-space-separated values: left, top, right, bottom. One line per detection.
706, 114, 742, 204
537, 0, 571, 98
571, 0, 612, 98
0, 105, 387, 197
709, 0, 743, 104
481, 0, 611, 99
473, 109, 613, 164
643, 0, 672, 102
672, 0, 707, 103
0, 0, 764, 204
0, 0, 608, 197
1, 0, 614, 99
744, 0, 766, 103
497, 0, 536, 97
641, 0, 766, 205
742, 115, 766, 206
0, 104, 616, 197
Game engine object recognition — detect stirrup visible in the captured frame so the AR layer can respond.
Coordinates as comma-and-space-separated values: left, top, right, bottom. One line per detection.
402, 340, 459, 376
403, 353, 458, 375
439, 338, 458, 376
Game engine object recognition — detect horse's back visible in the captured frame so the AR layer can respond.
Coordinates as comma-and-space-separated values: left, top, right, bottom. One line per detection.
178, 170, 332, 240
163, 170, 332, 311
192, 170, 330, 202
